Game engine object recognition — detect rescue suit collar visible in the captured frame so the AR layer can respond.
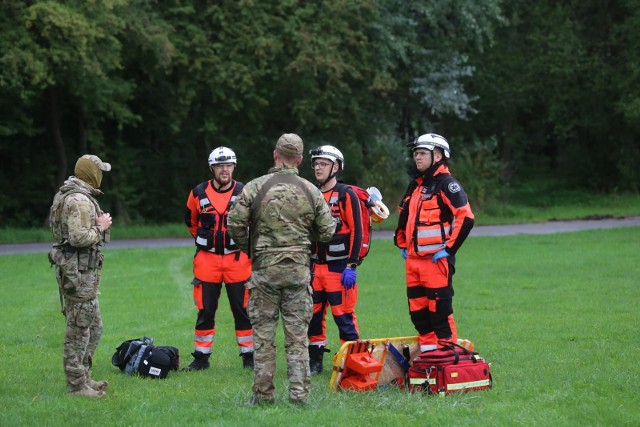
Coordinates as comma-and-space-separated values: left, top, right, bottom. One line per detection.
318, 172, 339, 192
421, 161, 446, 181
418, 165, 451, 190
211, 178, 234, 192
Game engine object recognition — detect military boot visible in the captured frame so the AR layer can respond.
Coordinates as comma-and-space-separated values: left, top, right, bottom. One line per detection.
69, 386, 105, 399
88, 379, 109, 391
309, 345, 329, 375
241, 352, 254, 369
182, 351, 210, 371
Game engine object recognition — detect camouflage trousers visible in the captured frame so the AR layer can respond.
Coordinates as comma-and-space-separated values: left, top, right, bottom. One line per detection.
246, 260, 313, 402
63, 296, 103, 392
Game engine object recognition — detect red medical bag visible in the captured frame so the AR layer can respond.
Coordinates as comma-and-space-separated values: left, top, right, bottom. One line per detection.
408, 342, 492, 395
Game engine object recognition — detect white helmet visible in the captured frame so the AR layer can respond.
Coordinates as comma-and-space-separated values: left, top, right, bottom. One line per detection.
208, 146, 237, 166
410, 133, 451, 159
309, 145, 345, 170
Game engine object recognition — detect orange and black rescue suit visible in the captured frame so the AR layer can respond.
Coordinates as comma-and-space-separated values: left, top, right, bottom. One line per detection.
185, 180, 253, 355
394, 164, 474, 349
309, 183, 363, 345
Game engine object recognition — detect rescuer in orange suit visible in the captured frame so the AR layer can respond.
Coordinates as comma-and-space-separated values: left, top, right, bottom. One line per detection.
394, 134, 474, 352
184, 147, 254, 370
307, 145, 363, 374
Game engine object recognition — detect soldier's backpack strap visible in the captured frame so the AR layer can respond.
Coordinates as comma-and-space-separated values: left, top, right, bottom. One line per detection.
250, 173, 315, 223
247, 173, 315, 259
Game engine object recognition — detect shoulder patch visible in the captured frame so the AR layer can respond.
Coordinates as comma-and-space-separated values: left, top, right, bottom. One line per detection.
448, 182, 461, 193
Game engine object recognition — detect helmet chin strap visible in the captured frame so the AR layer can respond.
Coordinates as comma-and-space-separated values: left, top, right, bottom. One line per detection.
423, 155, 443, 178
319, 162, 340, 188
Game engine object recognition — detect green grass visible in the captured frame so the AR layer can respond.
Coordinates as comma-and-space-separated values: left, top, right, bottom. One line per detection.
0, 223, 188, 244
477, 187, 640, 225
1, 229, 639, 426
2, 184, 639, 243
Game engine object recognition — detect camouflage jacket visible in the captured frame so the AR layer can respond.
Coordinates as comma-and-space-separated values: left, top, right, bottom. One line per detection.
227, 166, 335, 269
49, 176, 109, 249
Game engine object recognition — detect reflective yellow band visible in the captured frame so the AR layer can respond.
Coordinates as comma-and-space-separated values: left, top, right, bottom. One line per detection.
409, 377, 436, 385
446, 379, 491, 391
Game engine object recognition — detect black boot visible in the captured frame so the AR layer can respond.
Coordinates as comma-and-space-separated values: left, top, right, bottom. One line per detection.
309, 345, 329, 375
241, 352, 254, 369
182, 351, 210, 371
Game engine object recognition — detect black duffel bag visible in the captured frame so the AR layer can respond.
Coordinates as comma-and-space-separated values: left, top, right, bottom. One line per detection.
112, 336, 180, 379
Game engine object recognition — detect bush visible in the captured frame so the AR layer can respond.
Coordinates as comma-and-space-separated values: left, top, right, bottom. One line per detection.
452, 136, 505, 209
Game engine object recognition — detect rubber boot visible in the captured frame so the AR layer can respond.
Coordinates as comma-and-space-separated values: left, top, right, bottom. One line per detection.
309, 345, 329, 375
182, 351, 210, 371
241, 352, 254, 369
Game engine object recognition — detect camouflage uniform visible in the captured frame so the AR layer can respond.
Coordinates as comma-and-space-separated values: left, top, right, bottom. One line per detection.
227, 164, 335, 403
49, 176, 109, 393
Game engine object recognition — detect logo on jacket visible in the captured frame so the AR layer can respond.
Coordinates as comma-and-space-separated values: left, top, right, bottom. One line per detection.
448, 182, 461, 193
420, 187, 433, 200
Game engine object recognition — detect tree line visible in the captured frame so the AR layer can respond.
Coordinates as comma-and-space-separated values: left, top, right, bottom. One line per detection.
1, 0, 638, 227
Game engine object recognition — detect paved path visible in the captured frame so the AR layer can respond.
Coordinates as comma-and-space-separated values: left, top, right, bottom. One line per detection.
2, 216, 639, 255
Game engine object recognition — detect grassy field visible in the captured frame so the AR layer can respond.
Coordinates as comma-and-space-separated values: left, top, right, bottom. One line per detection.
1, 185, 639, 243
1, 229, 638, 426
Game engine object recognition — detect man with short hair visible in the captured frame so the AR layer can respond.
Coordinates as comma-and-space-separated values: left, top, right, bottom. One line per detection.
307, 145, 364, 374
184, 146, 254, 371
48, 154, 113, 398
227, 133, 335, 405
395, 133, 474, 352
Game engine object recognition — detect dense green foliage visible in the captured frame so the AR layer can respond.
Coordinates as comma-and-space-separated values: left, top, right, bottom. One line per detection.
1, 1, 639, 227
1, 230, 639, 425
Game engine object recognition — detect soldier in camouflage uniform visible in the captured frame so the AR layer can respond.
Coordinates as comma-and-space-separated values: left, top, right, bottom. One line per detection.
48, 155, 113, 398
227, 134, 335, 405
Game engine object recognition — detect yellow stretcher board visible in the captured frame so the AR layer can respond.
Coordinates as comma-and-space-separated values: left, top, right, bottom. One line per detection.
329, 336, 420, 392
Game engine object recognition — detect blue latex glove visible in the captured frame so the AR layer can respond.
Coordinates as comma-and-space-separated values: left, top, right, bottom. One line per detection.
400, 248, 408, 260
341, 267, 357, 290
432, 249, 449, 263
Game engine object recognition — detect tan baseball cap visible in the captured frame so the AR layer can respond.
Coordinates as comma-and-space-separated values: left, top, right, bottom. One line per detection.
275, 133, 303, 156
79, 154, 111, 172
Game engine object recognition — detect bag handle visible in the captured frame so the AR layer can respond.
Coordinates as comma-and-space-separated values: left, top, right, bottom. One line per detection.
438, 340, 476, 354
436, 340, 479, 364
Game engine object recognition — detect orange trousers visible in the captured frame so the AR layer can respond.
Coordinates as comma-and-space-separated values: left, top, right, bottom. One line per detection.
191, 250, 253, 354
308, 263, 359, 346
405, 256, 457, 349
